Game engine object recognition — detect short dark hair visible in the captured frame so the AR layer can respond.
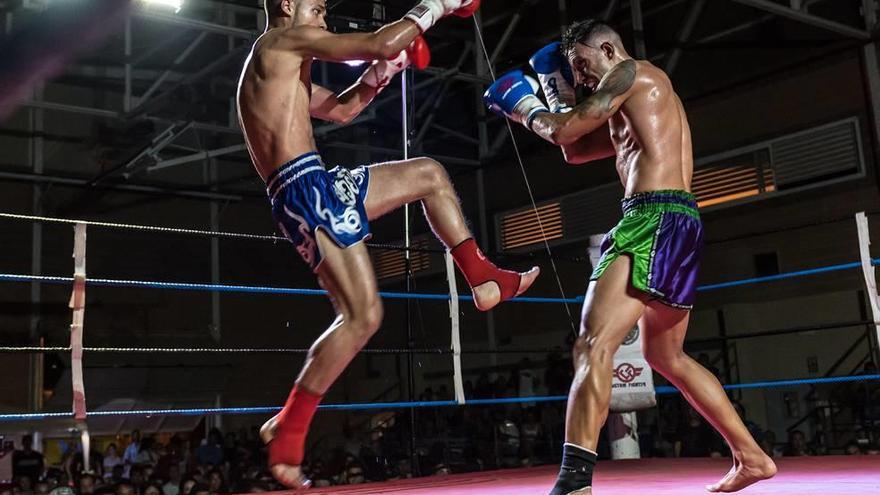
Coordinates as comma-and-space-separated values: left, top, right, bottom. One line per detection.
561, 19, 618, 57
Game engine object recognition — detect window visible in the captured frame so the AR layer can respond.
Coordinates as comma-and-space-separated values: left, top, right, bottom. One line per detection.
693, 151, 776, 208
499, 202, 563, 251
372, 237, 433, 281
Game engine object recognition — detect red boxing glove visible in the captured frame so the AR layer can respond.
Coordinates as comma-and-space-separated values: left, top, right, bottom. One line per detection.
357, 36, 431, 92
453, 0, 480, 18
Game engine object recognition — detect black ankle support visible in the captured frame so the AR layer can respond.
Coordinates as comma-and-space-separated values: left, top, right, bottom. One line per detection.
548, 444, 598, 495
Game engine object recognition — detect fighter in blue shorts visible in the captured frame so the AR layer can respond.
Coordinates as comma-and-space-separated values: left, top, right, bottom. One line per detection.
486, 20, 776, 494
236, 0, 539, 488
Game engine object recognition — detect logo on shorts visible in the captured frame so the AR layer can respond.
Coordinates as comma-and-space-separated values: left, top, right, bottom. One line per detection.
314, 187, 362, 236
333, 168, 360, 206
613, 363, 643, 384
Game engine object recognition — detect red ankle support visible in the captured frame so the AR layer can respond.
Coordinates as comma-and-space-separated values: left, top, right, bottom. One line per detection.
450, 238, 521, 301
268, 384, 323, 467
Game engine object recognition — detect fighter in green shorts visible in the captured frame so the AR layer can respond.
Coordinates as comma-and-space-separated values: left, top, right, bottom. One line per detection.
485, 19, 776, 495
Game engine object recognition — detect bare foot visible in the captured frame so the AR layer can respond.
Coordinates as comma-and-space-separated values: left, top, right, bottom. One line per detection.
472, 267, 540, 311
706, 453, 776, 493
260, 415, 312, 489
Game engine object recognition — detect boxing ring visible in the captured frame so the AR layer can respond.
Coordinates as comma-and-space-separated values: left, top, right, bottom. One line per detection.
2, 7, 880, 495
294, 457, 880, 494
1, 210, 879, 494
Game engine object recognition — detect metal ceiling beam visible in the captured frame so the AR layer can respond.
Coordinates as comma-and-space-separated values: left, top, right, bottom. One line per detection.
0, 170, 245, 201
134, 10, 257, 40
321, 142, 481, 167
731, 0, 871, 40
650, 0, 832, 63
665, 0, 707, 74
630, 0, 647, 58
138, 31, 210, 106
20, 99, 121, 119
127, 44, 249, 118
149, 144, 249, 172
489, 1, 529, 65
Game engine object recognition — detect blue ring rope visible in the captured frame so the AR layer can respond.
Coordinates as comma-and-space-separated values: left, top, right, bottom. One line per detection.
2, 374, 876, 422
2, 258, 877, 304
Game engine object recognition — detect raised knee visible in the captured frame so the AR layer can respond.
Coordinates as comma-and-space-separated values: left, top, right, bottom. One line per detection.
417, 158, 449, 190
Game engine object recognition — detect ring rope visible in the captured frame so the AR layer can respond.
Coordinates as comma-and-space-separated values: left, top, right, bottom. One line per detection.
0, 346, 450, 354
2, 258, 876, 304
0, 212, 444, 253
2, 374, 877, 422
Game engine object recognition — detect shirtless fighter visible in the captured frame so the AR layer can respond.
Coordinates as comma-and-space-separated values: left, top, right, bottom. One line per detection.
484, 20, 776, 493
237, 0, 539, 488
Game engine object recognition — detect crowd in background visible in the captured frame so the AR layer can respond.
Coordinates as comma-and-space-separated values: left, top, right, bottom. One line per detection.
1, 359, 878, 494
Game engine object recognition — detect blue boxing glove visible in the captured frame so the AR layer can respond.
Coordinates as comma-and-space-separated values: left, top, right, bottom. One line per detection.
529, 42, 575, 113
483, 70, 548, 130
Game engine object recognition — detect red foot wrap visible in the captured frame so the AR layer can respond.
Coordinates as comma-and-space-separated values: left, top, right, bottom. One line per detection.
450, 238, 521, 301
268, 385, 323, 467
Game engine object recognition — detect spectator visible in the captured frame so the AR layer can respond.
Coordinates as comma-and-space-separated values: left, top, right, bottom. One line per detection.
519, 409, 543, 466
122, 431, 141, 477
195, 431, 223, 467
33, 481, 49, 495
110, 466, 125, 484
206, 469, 224, 495
114, 482, 134, 495
77, 473, 96, 495
760, 430, 783, 458
15, 476, 34, 495
189, 484, 209, 495
343, 462, 366, 485
161, 465, 181, 495
178, 479, 196, 495
12, 436, 44, 485
135, 438, 159, 468
102, 445, 122, 481
143, 484, 163, 495
674, 407, 724, 458
845, 442, 863, 455
783, 430, 813, 456
129, 467, 146, 494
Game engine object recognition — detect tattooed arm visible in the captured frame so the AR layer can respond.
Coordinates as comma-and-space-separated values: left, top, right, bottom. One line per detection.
532, 59, 636, 146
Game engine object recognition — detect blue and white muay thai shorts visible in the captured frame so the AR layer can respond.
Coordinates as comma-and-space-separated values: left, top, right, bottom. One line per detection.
266, 152, 372, 271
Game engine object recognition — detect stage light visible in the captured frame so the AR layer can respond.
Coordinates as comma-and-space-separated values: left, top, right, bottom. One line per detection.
142, 0, 183, 13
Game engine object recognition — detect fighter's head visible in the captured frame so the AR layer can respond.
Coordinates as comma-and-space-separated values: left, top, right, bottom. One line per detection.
561, 19, 629, 92
265, 0, 327, 30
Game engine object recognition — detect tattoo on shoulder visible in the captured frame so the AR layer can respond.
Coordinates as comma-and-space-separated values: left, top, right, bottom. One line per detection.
577, 59, 637, 117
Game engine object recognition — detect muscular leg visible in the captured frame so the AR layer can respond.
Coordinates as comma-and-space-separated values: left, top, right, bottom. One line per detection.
364, 157, 539, 310
263, 231, 383, 488
565, 255, 647, 450
548, 255, 646, 495
641, 304, 776, 492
